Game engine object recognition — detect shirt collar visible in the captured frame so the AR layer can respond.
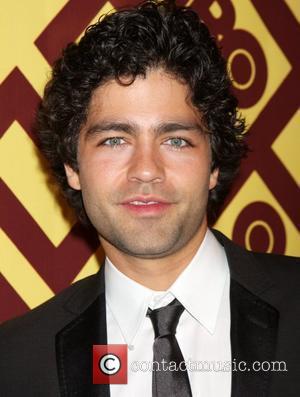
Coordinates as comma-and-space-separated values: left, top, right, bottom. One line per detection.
105, 229, 228, 344
105, 257, 154, 345
168, 229, 229, 334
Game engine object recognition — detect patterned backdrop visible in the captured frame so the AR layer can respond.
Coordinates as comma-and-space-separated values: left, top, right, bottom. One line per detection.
1, 0, 299, 323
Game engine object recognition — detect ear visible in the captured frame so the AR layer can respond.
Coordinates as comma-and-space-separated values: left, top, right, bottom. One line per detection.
209, 168, 219, 190
64, 164, 81, 190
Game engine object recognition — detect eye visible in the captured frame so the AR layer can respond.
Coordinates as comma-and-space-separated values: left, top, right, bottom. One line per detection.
101, 137, 125, 147
164, 137, 190, 148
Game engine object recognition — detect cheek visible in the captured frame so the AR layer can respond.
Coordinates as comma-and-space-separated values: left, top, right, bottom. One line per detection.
169, 156, 211, 187
79, 152, 125, 188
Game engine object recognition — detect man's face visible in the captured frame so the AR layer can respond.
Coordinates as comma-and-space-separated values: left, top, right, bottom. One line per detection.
65, 69, 218, 259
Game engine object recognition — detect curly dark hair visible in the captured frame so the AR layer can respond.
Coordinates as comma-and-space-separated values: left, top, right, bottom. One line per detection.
37, 0, 247, 225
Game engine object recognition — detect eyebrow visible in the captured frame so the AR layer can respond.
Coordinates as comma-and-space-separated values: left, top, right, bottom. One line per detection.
84, 120, 204, 139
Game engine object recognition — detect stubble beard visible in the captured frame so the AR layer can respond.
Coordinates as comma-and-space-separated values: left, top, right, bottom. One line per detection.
90, 201, 207, 259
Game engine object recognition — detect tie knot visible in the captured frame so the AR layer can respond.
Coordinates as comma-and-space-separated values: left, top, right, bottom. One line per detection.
147, 298, 184, 338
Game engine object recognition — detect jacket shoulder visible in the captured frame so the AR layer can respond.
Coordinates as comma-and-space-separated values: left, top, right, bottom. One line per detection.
250, 250, 300, 289
0, 272, 101, 341
212, 228, 300, 302
0, 272, 103, 395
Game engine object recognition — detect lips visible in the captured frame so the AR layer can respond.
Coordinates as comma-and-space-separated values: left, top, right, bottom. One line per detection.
128, 200, 159, 206
120, 196, 171, 215
121, 196, 170, 205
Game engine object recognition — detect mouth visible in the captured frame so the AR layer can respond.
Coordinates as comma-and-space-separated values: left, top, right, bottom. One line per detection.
128, 200, 160, 205
120, 196, 172, 215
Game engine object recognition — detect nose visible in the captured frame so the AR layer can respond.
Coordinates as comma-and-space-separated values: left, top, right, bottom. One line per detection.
127, 142, 165, 184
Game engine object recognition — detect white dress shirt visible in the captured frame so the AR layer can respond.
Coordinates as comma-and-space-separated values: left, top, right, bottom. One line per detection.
105, 229, 231, 396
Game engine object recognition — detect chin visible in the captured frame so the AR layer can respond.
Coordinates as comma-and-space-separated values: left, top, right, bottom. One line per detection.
115, 239, 184, 259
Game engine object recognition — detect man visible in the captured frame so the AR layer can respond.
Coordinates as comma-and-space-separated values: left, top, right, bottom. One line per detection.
0, 1, 299, 396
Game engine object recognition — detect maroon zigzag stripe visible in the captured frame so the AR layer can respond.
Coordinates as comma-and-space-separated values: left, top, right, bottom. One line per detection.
252, 0, 300, 68
0, 68, 40, 143
110, 0, 142, 9
35, 0, 109, 65
0, 274, 29, 324
1, 179, 100, 293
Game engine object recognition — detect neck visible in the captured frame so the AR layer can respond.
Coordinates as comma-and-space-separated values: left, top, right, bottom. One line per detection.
100, 225, 208, 290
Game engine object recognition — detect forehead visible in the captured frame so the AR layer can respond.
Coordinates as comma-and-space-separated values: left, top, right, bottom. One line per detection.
85, 68, 201, 126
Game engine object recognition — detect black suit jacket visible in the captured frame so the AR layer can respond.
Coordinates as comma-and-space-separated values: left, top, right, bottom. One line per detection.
1, 230, 300, 397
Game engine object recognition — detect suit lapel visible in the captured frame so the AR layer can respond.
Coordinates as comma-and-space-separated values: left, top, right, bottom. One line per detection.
212, 230, 280, 397
230, 279, 279, 397
56, 266, 110, 397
